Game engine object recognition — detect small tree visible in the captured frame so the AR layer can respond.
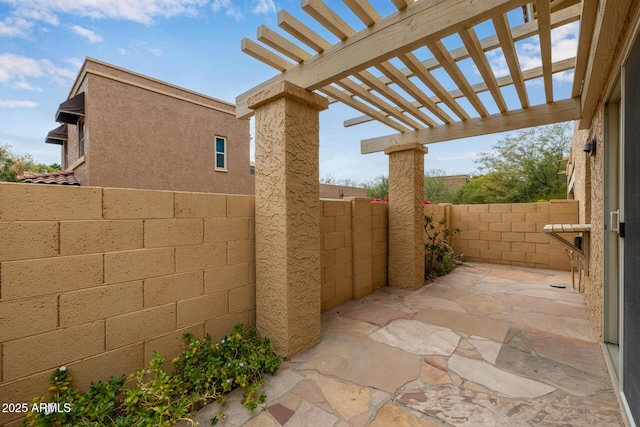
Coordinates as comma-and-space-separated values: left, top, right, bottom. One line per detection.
424, 213, 460, 279
457, 123, 572, 204
424, 169, 459, 204
0, 144, 61, 182
365, 175, 389, 199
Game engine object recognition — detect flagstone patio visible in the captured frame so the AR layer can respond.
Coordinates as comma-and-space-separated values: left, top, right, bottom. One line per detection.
192, 262, 624, 426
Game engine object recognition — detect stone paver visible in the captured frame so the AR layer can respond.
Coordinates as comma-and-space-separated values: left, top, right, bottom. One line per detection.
369, 403, 442, 427
449, 353, 556, 398
415, 309, 514, 342
369, 319, 460, 355
193, 263, 624, 427
299, 333, 420, 393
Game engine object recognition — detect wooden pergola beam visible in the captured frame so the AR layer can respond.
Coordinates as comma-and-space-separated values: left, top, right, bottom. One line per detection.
343, 0, 381, 27
241, 38, 293, 72
257, 25, 311, 63
391, 0, 413, 11
360, 98, 581, 153
356, 69, 437, 127
319, 85, 410, 132
493, 13, 530, 109
537, 0, 554, 103
460, 26, 508, 113
428, 40, 489, 117
336, 78, 424, 129
302, 0, 355, 41
579, 0, 633, 129
237, 0, 531, 118
571, 0, 598, 97
278, 10, 331, 53
345, 57, 576, 127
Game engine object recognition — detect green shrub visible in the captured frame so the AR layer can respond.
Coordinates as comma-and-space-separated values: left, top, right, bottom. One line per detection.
22, 324, 282, 427
424, 213, 461, 280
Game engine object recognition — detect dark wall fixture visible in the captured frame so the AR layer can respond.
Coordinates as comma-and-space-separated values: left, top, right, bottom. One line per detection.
583, 138, 596, 156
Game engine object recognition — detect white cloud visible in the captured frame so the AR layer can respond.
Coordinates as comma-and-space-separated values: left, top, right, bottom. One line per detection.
0, 99, 38, 108
0, 53, 75, 87
0, 54, 44, 83
3, 0, 209, 25
252, 0, 276, 14
70, 24, 103, 42
553, 70, 574, 83
212, 0, 244, 21
0, 16, 32, 36
485, 21, 579, 80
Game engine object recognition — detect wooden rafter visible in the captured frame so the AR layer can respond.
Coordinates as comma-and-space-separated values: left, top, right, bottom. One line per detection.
391, 0, 413, 11
376, 61, 454, 123
336, 78, 424, 129
537, 0, 554, 103
241, 38, 293, 72
319, 85, 410, 132
343, 0, 381, 27
237, 0, 531, 118
302, 0, 355, 41
398, 52, 470, 120
492, 13, 530, 109
460, 26, 508, 113
579, 0, 633, 129
355, 70, 437, 127
257, 25, 310, 63
346, 57, 575, 127
278, 10, 331, 53
428, 40, 489, 117
361, 98, 580, 153
571, 0, 597, 97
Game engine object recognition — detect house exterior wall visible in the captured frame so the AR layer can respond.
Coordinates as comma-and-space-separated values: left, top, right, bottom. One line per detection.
63, 58, 253, 194
566, 1, 640, 341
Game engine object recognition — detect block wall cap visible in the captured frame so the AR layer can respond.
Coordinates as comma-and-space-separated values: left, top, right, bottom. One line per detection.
384, 143, 428, 155
247, 81, 328, 111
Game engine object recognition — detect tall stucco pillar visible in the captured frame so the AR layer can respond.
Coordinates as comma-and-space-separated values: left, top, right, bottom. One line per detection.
384, 143, 428, 290
247, 81, 328, 357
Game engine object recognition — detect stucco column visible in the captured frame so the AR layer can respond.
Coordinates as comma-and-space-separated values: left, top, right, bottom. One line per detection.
247, 81, 328, 357
384, 143, 428, 290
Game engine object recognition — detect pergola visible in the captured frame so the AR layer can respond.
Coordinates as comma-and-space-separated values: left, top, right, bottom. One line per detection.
236, 0, 610, 356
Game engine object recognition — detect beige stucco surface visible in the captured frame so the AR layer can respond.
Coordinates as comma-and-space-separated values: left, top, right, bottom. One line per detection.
428, 201, 578, 272
386, 143, 427, 290
249, 81, 328, 357
61, 59, 253, 194
0, 183, 256, 426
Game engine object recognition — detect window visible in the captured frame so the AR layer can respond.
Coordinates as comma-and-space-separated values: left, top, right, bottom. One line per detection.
63, 142, 68, 169
215, 136, 227, 170
79, 120, 86, 157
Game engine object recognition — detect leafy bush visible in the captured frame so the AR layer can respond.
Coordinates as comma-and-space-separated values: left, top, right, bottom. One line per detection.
22, 324, 282, 427
424, 213, 461, 280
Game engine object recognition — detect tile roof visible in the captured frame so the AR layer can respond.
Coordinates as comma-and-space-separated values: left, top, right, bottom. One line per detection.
17, 170, 80, 185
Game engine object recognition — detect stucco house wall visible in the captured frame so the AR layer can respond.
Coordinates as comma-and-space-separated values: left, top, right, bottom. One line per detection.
566, 1, 640, 341
60, 58, 253, 194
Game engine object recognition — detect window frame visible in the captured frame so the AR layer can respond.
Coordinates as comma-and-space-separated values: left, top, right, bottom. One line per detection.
214, 135, 227, 171
78, 119, 86, 158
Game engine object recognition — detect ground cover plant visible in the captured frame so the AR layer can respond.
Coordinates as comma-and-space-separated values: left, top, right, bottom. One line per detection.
424, 212, 461, 280
22, 324, 282, 427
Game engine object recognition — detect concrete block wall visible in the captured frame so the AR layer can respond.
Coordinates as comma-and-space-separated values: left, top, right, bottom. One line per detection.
319, 199, 389, 311
428, 200, 579, 270
0, 183, 256, 426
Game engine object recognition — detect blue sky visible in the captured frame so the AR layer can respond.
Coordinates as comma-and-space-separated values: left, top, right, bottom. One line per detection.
0, 0, 578, 183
